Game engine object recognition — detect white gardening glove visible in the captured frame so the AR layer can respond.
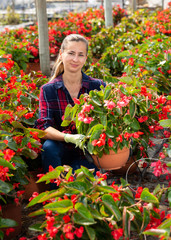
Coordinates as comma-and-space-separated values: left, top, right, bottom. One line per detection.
64, 134, 85, 149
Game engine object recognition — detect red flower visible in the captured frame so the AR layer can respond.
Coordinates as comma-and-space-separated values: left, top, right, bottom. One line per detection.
5, 228, 15, 236
111, 228, 123, 240
135, 186, 143, 198
73, 98, 80, 105
74, 226, 84, 238
3, 149, 15, 161
108, 138, 114, 147
63, 223, 73, 233
37, 233, 48, 240
65, 232, 74, 240
68, 176, 74, 182
116, 134, 123, 142
63, 215, 71, 223
71, 194, 77, 206
128, 57, 134, 66
138, 116, 148, 123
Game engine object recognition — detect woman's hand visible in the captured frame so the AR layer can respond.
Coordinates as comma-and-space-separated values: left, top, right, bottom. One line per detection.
64, 134, 85, 149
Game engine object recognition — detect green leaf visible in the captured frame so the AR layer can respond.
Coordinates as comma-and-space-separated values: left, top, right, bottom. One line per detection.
102, 194, 121, 220
93, 106, 104, 114
80, 166, 95, 180
7, 140, 18, 151
140, 189, 159, 204
28, 223, 43, 232
89, 124, 103, 141
0, 231, 4, 240
120, 76, 133, 84
27, 192, 48, 207
16, 109, 28, 118
141, 208, 150, 232
88, 206, 103, 220
99, 114, 107, 126
20, 95, 31, 105
28, 209, 45, 217
168, 190, 171, 207
105, 128, 114, 138
167, 162, 171, 167
0, 180, 13, 194
123, 114, 132, 125
66, 181, 88, 192
130, 118, 140, 130
0, 218, 17, 228
35, 188, 66, 203
11, 121, 25, 129
158, 218, 171, 229
44, 199, 73, 213
27, 128, 47, 138
159, 119, 171, 128
95, 185, 118, 193
103, 86, 112, 100
37, 168, 62, 183
75, 202, 94, 221
0, 114, 11, 121
73, 212, 96, 225
117, 50, 130, 57
143, 229, 168, 236
0, 158, 16, 170
129, 100, 136, 118
85, 226, 96, 240
120, 85, 129, 95
91, 96, 102, 106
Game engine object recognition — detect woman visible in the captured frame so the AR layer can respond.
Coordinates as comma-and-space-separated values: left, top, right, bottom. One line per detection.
35, 34, 106, 177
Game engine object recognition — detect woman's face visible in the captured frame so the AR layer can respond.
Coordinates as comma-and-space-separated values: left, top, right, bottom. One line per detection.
60, 41, 87, 74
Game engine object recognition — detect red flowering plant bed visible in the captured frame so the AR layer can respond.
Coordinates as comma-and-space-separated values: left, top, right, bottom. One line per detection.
88, 6, 171, 88
26, 165, 171, 240
0, 55, 47, 237
0, 5, 126, 69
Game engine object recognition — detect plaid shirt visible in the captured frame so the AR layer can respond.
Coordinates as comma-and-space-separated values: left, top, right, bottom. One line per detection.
35, 72, 106, 132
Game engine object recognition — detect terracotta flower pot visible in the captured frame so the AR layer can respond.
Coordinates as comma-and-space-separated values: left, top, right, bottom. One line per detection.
111, 155, 138, 175
92, 147, 130, 170
2, 203, 22, 240
23, 170, 49, 200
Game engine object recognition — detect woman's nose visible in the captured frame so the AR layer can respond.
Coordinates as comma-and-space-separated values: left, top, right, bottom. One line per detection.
73, 55, 79, 61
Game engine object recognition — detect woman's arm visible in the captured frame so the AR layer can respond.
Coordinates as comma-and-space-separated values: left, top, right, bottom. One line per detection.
43, 126, 65, 141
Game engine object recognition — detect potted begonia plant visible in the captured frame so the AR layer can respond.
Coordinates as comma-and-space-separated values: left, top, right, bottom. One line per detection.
61, 77, 170, 170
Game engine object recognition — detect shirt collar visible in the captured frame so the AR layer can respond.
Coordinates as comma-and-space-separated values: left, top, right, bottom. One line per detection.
53, 72, 90, 90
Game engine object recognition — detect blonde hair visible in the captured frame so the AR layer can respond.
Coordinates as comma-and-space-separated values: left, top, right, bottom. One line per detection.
50, 34, 89, 81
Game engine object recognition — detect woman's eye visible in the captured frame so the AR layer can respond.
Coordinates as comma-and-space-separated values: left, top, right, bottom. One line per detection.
69, 52, 74, 55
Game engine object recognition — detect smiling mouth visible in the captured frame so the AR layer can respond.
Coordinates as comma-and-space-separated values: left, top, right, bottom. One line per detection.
71, 64, 79, 67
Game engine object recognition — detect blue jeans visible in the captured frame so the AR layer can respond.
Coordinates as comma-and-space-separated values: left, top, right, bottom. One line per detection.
41, 140, 98, 174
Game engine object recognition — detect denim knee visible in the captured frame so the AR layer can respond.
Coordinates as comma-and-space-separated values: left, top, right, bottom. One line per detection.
41, 140, 64, 173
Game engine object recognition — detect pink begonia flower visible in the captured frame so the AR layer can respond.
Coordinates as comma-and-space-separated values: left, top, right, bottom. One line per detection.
82, 103, 94, 113
78, 112, 85, 121
151, 160, 169, 177
104, 100, 116, 110
83, 117, 94, 124
159, 152, 166, 159
117, 96, 131, 108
